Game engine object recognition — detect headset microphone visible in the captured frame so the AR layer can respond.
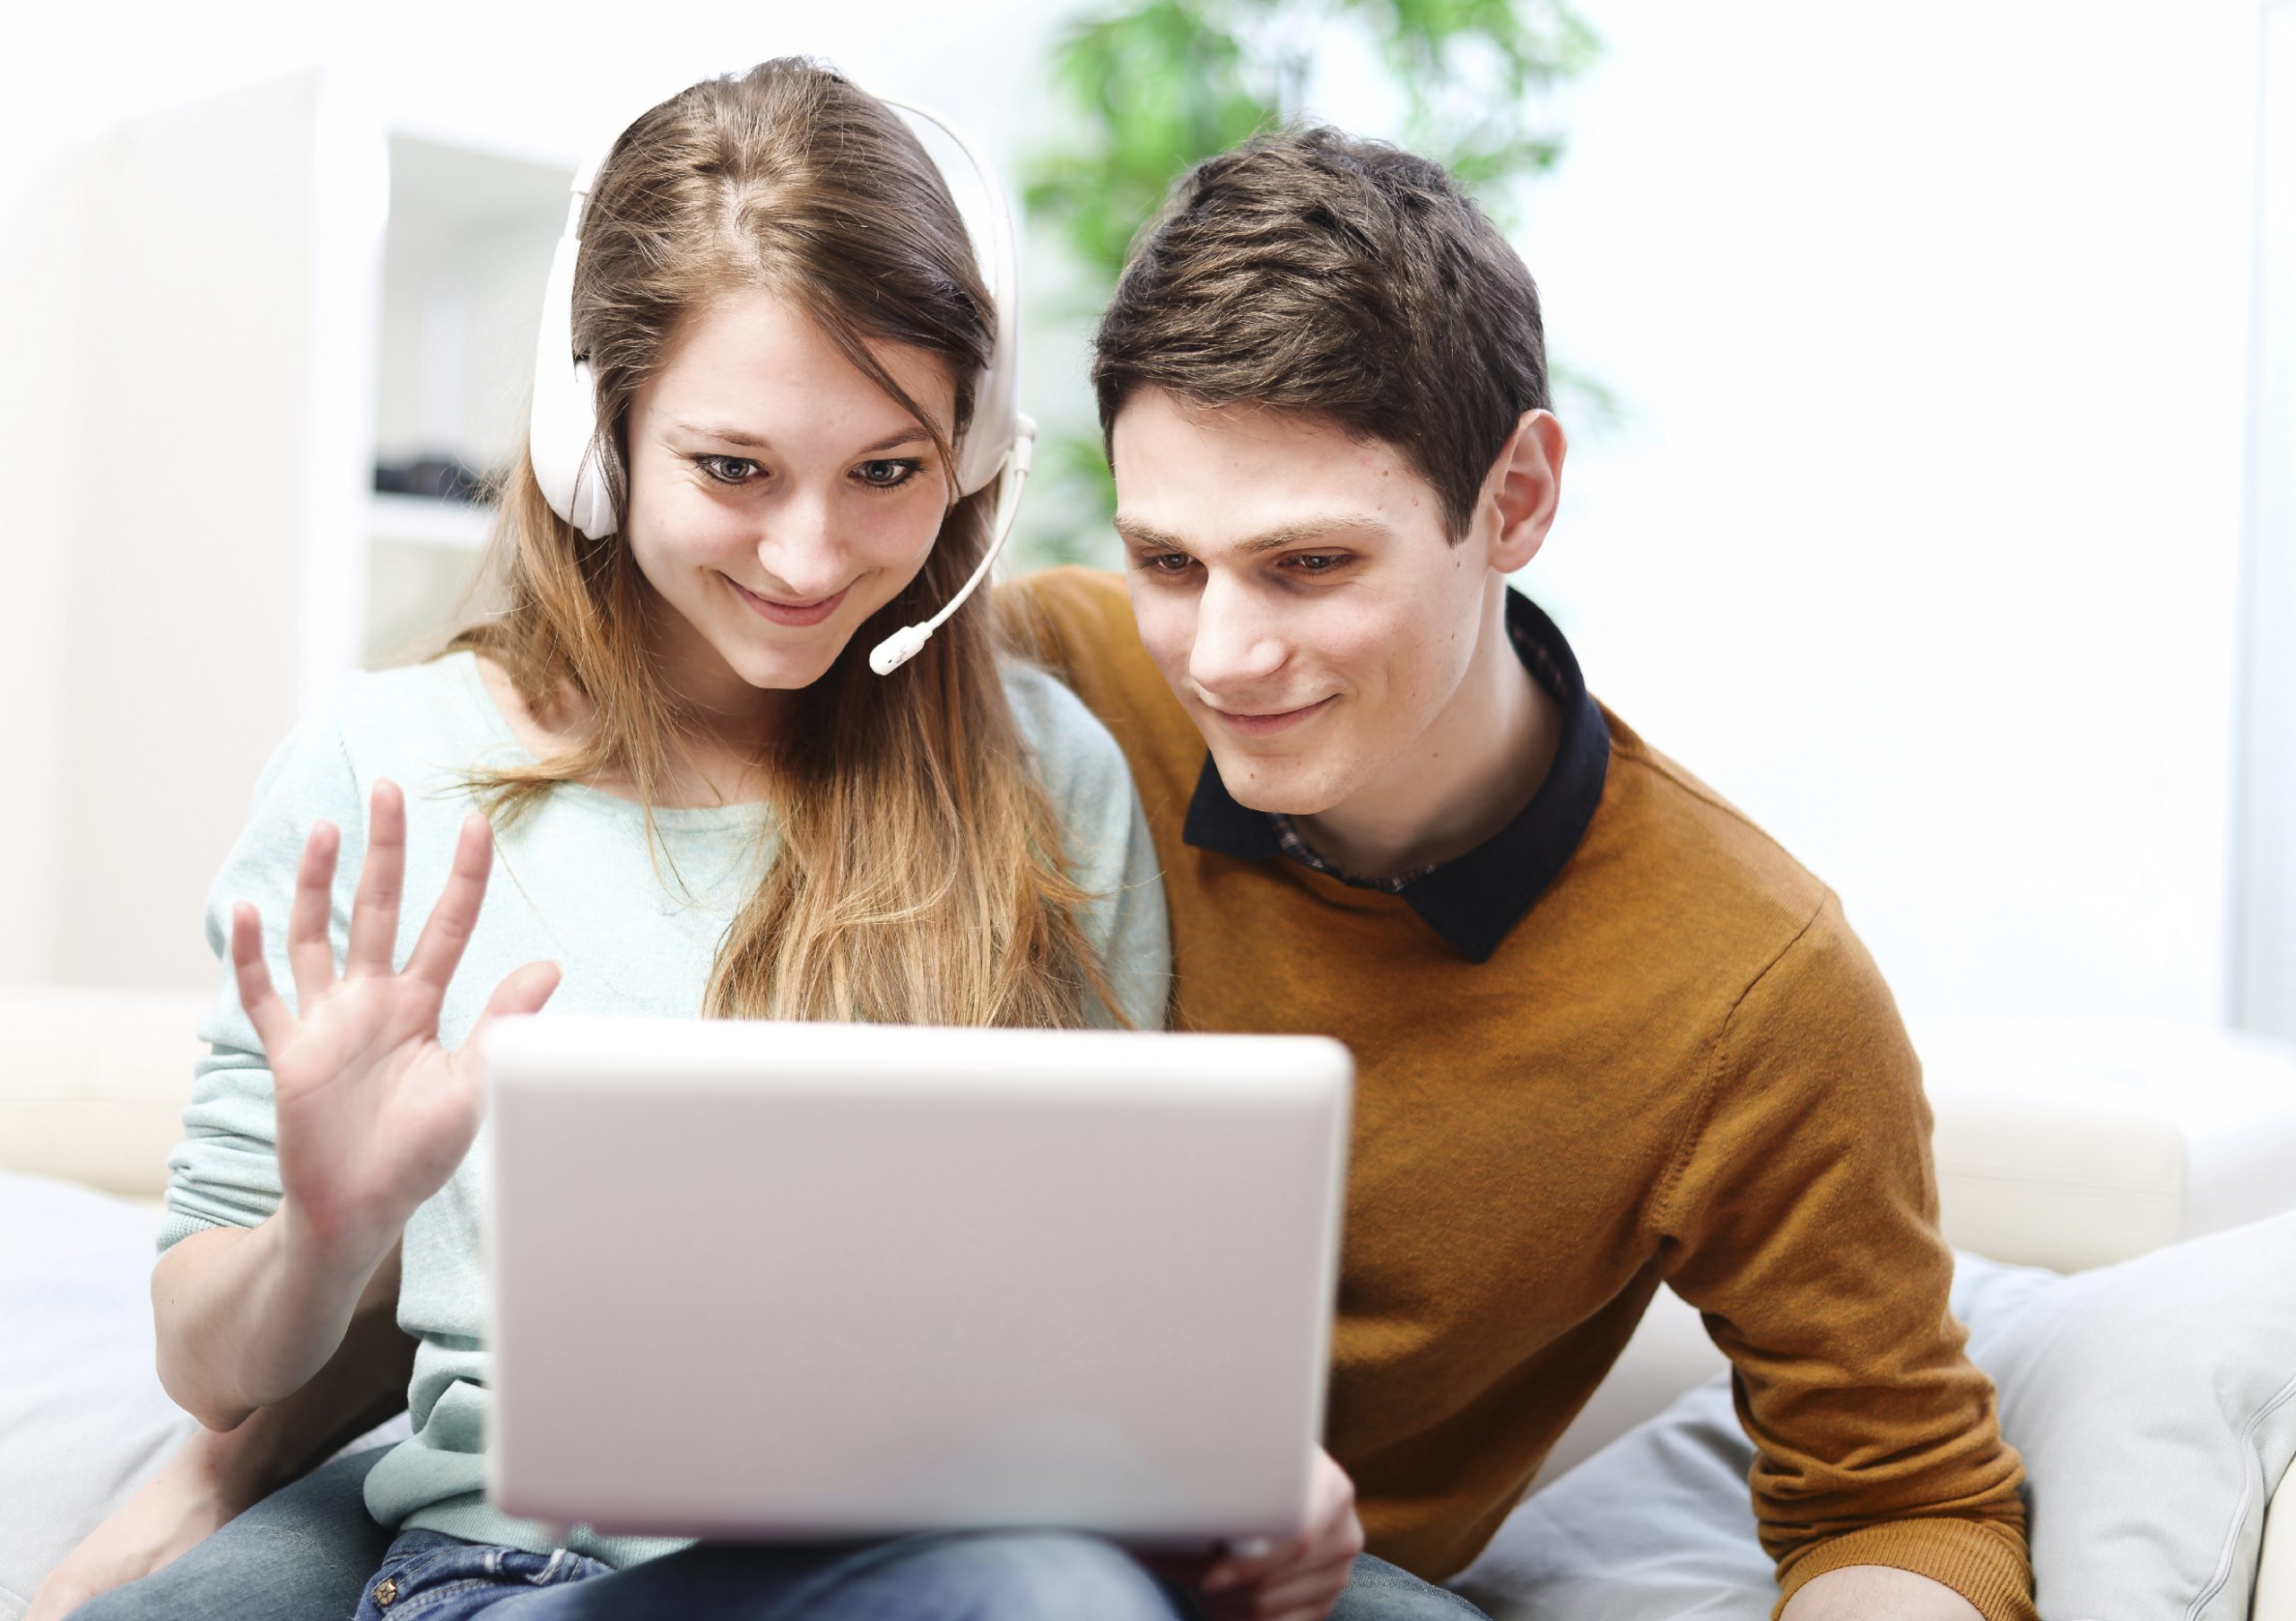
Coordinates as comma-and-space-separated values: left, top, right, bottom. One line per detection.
530, 89, 1033, 678
867, 419, 1033, 675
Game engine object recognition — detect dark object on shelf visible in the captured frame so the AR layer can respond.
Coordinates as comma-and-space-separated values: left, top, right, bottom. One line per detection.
374, 457, 493, 502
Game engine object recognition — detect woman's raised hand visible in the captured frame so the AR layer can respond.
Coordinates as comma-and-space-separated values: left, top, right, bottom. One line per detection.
231, 780, 560, 1274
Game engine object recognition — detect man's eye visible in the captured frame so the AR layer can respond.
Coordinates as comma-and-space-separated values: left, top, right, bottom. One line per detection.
1291, 553, 1345, 574
696, 456, 761, 484
855, 458, 922, 490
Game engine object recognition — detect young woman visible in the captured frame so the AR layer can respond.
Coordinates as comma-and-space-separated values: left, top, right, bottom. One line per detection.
44, 57, 1220, 1621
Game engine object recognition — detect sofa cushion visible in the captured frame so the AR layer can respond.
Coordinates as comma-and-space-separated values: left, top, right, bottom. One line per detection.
1450, 1215, 2296, 1620
0, 1172, 199, 1620
0, 1172, 408, 1620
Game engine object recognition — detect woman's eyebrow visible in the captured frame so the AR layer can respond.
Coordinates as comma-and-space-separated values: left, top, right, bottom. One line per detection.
854, 427, 933, 455
671, 420, 771, 449
669, 421, 933, 455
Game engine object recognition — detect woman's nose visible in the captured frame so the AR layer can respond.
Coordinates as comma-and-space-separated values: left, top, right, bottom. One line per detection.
752, 492, 848, 601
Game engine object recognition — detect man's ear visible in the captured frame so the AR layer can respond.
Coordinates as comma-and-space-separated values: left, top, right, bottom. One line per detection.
1483, 409, 1567, 573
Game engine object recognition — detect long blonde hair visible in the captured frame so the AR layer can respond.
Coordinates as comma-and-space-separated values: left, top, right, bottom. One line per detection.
449, 59, 1117, 1029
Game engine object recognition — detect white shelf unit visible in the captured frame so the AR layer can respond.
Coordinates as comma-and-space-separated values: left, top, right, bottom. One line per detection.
366, 128, 565, 667
370, 492, 495, 550
62, 70, 571, 990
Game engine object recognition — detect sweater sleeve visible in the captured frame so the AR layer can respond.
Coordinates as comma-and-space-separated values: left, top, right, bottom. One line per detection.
1649, 891, 2036, 1621
159, 700, 368, 1252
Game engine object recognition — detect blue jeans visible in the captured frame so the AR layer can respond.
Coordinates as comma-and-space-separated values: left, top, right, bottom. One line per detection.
349, 1527, 1178, 1619
348, 1529, 1490, 1621
70, 1445, 1488, 1621
70, 1444, 396, 1621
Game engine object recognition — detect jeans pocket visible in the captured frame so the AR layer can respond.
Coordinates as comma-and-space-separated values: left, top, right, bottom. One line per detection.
360, 1537, 517, 1621
493, 1547, 610, 1588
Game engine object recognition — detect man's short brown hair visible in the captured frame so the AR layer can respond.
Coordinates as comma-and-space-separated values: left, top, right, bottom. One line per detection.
1091, 126, 1550, 541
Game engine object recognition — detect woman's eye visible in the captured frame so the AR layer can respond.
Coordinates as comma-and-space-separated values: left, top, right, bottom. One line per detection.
696, 455, 761, 484
855, 458, 922, 490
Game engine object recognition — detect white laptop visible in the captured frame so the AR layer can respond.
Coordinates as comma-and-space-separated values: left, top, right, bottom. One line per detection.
480, 1015, 1352, 1546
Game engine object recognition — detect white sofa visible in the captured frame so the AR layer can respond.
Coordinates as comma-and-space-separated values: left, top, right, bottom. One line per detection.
3, 988, 2292, 1618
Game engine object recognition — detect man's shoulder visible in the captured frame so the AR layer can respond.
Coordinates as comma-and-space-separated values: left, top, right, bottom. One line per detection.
1572, 711, 1911, 1133
1003, 562, 1132, 630
998, 566, 1144, 690
997, 566, 1205, 796
1574, 702, 1846, 982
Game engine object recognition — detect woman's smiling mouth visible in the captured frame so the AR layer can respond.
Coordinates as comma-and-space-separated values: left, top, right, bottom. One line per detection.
723, 573, 851, 628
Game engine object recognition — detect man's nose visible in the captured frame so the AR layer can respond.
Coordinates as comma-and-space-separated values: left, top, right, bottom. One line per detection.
1188, 574, 1288, 695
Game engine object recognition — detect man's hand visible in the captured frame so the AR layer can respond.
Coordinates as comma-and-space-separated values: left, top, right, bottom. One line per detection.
1194, 1448, 1365, 1621
25, 1433, 249, 1620
1780, 1564, 1987, 1620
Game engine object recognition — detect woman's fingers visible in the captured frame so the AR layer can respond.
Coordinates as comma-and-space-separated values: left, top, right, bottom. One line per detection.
451, 961, 563, 1093
344, 781, 407, 977
477, 961, 562, 1030
404, 813, 496, 991
284, 821, 341, 1010
230, 902, 293, 1056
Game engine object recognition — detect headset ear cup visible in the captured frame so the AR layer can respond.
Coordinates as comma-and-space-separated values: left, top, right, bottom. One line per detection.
566, 361, 615, 539
529, 206, 619, 540
571, 457, 613, 540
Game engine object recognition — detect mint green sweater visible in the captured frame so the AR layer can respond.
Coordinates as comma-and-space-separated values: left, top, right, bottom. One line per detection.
161, 650, 1171, 1565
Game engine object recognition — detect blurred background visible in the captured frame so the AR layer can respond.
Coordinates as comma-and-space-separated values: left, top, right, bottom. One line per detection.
0, 0, 2288, 1049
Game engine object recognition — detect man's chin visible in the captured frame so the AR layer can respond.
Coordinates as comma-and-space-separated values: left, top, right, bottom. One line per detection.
1206, 747, 1347, 818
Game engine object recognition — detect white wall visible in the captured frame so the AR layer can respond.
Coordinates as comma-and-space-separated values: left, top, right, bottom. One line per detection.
1491, 1, 2262, 1025
0, 152, 89, 985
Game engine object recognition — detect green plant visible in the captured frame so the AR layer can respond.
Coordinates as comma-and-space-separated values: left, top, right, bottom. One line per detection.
1015, 0, 1602, 565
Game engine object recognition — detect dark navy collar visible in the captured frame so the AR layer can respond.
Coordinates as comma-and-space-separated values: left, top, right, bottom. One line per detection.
1180, 588, 1612, 963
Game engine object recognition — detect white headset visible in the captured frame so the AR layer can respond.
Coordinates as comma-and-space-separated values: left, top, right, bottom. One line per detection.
527, 90, 1037, 677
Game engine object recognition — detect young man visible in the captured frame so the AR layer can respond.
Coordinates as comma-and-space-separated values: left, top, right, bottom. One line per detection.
1006, 127, 2035, 1621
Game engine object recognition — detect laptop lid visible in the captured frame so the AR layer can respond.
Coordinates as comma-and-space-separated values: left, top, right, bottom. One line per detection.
481, 1015, 1352, 1544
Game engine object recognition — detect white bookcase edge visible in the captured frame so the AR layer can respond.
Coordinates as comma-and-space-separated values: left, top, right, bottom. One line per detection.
370, 492, 498, 551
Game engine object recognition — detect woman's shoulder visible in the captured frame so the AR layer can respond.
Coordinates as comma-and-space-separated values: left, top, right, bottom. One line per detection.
996, 658, 1133, 801
248, 651, 510, 808
307, 649, 506, 761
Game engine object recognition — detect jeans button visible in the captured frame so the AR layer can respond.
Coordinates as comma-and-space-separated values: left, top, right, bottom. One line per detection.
373, 1575, 399, 1608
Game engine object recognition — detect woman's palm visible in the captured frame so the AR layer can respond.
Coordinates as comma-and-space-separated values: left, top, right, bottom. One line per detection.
233, 781, 559, 1266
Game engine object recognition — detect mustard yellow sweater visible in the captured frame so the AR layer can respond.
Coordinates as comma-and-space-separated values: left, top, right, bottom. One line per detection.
1010, 569, 2034, 1621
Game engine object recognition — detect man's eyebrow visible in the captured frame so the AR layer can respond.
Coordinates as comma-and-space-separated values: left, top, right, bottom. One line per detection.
670, 422, 934, 456
1113, 513, 1391, 554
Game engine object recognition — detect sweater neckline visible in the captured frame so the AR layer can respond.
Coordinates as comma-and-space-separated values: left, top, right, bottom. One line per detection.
441, 650, 768, 836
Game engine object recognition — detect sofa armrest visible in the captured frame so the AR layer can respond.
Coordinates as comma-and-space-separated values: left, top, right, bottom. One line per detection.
1914, 1017, 2296, 1272
0, 986, 206, 1198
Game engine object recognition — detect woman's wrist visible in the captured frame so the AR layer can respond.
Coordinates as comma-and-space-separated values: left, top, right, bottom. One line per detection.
157, 1210, 387, 1424
273, 1190, 399, 1286
162, 1422, 276, 1519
